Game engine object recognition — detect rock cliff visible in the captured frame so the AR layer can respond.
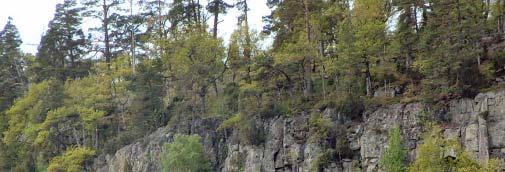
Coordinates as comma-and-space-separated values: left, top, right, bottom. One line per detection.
93, 90, 505, 172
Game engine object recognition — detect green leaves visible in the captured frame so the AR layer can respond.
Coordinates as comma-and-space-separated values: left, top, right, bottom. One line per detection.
0, 17, 24, 113
217, 113, 244, 131
160, 30, 225, 114
380, 127, 407, 172
32, 0, 88, 81
3, 79, 63, 144
408, 124, 502, 172
161, 134, 211, 172
47, 147, 96, 172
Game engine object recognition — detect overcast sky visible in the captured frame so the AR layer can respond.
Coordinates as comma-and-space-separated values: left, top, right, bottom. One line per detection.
0, 0, 271, 54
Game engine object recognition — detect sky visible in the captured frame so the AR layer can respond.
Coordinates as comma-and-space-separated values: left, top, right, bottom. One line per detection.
0, 0, 271, 54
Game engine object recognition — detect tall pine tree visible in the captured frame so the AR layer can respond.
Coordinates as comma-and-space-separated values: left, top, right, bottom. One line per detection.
32, 0, 88, 81
0, 17, 24, 113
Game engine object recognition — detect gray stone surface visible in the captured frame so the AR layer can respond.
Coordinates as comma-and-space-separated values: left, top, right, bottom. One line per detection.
94, 90, 505, 172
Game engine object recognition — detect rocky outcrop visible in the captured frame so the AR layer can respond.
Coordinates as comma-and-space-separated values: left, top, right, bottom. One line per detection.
359, 103, 424, 171
93, 118, 226, 172
93, 90, 505, 172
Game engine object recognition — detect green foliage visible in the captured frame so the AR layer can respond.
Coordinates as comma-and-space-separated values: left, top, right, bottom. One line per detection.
64, 75, 111, 130
335, 93, 364, 120
415, 0, 488, 97
3, 0, 505, 170
260, 100, 291, 118
380, 127, 407, 172
128, 58, 167, 132
46, 147, 96, 172
3, 79, 63, 145
161, 134, 211, 172
408, 124, 503, 172
31, 0, 88, 81
217, 113, 244, 131
161, 29, 225, 114
217, 113, 265, 146
308, 113, 333, 143
312, 149, 336, 171
408, 125, 448, 172
0, 16, 24, 113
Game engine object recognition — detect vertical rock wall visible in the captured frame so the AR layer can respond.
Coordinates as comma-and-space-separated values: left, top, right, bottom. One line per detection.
93, 91, 505, 172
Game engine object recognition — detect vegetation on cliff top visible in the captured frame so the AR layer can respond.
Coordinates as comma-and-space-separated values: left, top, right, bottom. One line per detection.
1, 0, 505, 171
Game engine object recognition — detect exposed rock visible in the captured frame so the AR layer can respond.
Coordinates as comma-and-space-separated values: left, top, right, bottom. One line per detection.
94, 90, 505, 172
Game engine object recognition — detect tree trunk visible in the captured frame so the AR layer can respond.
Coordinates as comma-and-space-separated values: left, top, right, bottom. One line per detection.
130, 0, 136, 73
319, 41, 326, 101
365, 56, 372, 96
200, 85, 207, 113
242, 0, 253, 84
302, 0, 312, 98
103, 0, 111, 69
213, 0, 219, 38
94, 125, 99, 149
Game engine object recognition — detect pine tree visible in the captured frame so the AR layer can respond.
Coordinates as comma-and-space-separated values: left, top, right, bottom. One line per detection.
0, 17, 25, 110
352, 0, 387, 96
0, 17, 25, 172
169, 0, 204, 31
82, 0, 125, 68
415, 0, 489, 97
207, 0, 233, 38
2, 79, 64, 170
391, 0, 423, 74
139, 0, 170, 40
32, 0, 88, 81
161, 30, 225, 114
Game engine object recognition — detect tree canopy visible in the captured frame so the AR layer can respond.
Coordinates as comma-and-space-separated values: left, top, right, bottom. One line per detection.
1, 0, 505, 170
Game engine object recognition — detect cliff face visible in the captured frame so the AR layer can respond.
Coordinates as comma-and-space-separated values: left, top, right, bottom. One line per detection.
93, 90, 505, 172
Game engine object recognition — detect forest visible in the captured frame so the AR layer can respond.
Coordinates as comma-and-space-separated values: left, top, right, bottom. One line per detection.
1, 0, 505, 171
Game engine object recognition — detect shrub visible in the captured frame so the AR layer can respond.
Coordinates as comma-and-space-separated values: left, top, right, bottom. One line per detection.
408, 124, 503, 172
308, 113, 334, 143
379, 127, 407, 172
161, 134, 211, 172
218, 113, 265, 146
312, 149, 336, 171
335, 93, 364, 121
260, 101, 291, 118
47, 147, 96, 172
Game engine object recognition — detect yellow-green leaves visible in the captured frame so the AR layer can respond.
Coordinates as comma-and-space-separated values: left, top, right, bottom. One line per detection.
47, 147, 96, 172
408, 124, 503, 172
64, 75, 111, 130
163, 31, 224, 81
161, 134, 211, 172
3, 79, 63, 144
380, 127, 407, 172
217, 113, 244, 131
